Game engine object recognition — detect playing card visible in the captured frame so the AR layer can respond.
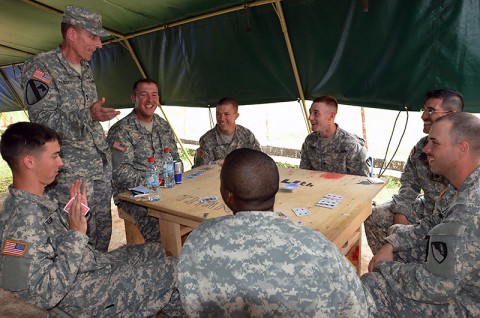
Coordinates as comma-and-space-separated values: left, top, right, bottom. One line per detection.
325, 193, 343, 201
274, 211, 290, 219
199, 195, 218, 203
292, 208, 310, 216
316, 198, 338, 209
63, 197, 90, 215
280, 183, 301, 192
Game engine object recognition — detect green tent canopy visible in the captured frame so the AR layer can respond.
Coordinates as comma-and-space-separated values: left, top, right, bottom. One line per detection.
1, 0, 479, 113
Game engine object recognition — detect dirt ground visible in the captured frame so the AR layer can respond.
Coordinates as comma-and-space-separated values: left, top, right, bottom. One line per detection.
0, 197, 375, 317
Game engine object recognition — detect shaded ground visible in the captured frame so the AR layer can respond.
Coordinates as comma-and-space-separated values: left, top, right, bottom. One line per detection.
0, 184, 395, 317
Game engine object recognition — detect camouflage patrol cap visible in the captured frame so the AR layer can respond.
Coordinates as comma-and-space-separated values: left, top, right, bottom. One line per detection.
62, 5, 110, 37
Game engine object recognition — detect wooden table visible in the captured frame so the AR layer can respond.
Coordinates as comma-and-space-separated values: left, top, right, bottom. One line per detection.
118, 165, 385, 274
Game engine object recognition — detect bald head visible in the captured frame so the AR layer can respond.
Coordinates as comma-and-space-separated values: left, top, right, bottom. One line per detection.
220, 149, 279, 213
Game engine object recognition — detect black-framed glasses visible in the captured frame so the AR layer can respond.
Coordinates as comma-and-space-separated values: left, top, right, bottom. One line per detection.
420, 107, 454, 116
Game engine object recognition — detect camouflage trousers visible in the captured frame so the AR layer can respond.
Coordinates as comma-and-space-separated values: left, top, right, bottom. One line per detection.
361, 269, 467, 318
364, 197, 425, 254
117, 200, 161, 242
47, 176, 112, 252
59, 243, 184, 317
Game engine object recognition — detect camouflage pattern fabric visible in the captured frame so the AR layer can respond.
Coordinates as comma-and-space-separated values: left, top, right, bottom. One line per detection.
364, 136, 448, 253
21, 47, 112, 252
0, 186, 184, 317
300, 125, 369, 176
107, 110, 180, 242
361, 167, 480, 318
178, 211, 376, 317
194, 125, 262, 167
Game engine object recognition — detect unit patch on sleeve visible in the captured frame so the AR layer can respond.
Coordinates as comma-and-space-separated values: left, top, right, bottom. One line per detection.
25, 79, 49, 105
2, 239, 28, 257
113, 140, 126, 152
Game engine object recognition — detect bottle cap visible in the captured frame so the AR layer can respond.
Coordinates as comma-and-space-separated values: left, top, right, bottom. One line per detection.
164, 148, 171, 153
148, 157, 155, 162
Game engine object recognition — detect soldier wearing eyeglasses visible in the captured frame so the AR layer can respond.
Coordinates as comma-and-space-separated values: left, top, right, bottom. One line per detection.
365, 89, 464, 254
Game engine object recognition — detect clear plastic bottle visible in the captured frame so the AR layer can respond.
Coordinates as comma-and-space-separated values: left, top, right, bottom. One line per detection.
146, 157, 160, 201
162, 148, 175, 188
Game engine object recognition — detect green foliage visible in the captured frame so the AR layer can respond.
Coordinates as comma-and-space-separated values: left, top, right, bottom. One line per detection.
0, 158, 12, 193
276, 161, 299, 169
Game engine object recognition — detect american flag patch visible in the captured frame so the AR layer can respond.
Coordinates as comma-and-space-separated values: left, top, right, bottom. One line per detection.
32, 69, 53, 85
113, 140, 126, 152
2, 240, 28, 257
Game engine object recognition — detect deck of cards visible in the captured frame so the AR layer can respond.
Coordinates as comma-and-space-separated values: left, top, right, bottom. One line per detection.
199, 195, 218, 203
280, 183, 301, 192
185, 170, 205, 180
316, 193, 343, 209
63, 197, 90, 215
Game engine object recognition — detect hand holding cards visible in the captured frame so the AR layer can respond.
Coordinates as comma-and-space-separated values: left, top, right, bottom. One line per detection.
64, 196, 90, 215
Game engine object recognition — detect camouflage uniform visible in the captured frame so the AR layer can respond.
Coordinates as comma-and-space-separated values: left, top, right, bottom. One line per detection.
361, 167, 480, 318
0, 186, 183, 317
364, 136, 448, 253
178, 211, 376, 317
194, 125, 262, 167
21, 47, 112, 252
107, 110, 180, 242
300, 124, 369, 176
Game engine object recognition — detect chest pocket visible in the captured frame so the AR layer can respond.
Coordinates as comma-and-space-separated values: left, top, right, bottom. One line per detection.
426, 222, 466, 278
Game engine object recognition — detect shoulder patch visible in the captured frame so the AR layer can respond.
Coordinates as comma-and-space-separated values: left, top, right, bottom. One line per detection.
196, 147, 204, 158
2, 239, 28, 257
32, 69, 53, 85
113, 140, 126, 152
25, 79, 49, 105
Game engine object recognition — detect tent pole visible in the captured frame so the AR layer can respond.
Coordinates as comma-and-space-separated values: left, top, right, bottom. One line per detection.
272, 1, 311, 133
0, 69, 28, 115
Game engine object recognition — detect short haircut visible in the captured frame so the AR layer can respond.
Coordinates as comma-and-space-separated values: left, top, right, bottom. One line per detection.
425, 89, 464, 112
0, 122, 61, 172
132, 78, 159, 94
221, 148, 279, 210
435, 112, 480, 155
312, 96, 338, 112
61, 22, 80, 39
217, 97, 238, 112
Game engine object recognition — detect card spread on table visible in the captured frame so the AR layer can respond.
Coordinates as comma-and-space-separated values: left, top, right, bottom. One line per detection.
199, 195, 218, 203
367, 177, 385, 184
316, 193, 343, 209
63, 197, 90, 215
292, 208, 310, 216
185, 170, 205, 180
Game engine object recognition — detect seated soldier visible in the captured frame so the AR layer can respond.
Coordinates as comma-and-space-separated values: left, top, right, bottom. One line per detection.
178, 148, 376, 317
300, 96, 369, 176
0, 122, 183, 317
194, 97, 262, 167
107, 78, 181, 242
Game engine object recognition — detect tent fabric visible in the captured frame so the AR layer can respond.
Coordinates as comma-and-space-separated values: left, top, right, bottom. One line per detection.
1, 0, 480, 113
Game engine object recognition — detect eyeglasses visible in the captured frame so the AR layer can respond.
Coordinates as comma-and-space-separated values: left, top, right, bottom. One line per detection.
420, 107, 454, 116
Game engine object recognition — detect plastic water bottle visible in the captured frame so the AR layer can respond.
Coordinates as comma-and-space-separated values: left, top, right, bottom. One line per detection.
146, 157, 160, 201
162, 148, 175, 188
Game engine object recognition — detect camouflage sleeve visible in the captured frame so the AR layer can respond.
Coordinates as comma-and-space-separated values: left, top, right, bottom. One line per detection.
194, 135, 215, 167
390, 143, 423, 218
21, 58, 93, 139
346, 142, 369, 176
107, 126, 143, 191
299, 139, 312, 170
376, 221, 469, 302
1, 202, 89, 307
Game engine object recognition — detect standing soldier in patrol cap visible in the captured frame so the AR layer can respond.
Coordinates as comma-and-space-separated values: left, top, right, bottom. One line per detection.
21, 5, 120, 251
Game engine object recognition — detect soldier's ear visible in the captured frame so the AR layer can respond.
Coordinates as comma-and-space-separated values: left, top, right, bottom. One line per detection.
23, 155, 34, 169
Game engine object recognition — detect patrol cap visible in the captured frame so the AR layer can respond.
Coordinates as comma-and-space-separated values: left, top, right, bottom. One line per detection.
62, 5, 110, 37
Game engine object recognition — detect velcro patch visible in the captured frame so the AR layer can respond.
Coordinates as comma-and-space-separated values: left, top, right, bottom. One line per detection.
113, 140, 126, 152
2, 239, 28, 257
196, 148, 205, 158
32, 69, 52, 85
25, 79, 49, 105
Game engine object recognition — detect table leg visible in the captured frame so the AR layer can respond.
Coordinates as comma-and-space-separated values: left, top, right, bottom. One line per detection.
159, 219, 182, 257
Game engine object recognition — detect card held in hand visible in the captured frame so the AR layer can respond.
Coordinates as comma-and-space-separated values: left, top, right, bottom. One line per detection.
63, 197, 90, 215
